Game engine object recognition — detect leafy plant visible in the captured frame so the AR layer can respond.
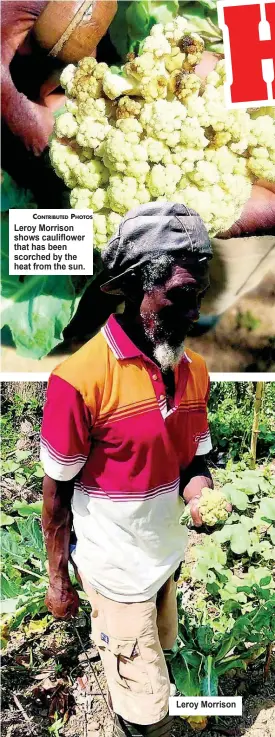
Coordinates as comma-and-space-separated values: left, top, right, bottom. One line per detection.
168, 590, 275, 715
0, 450, 44, 491
109, 0, 223, 59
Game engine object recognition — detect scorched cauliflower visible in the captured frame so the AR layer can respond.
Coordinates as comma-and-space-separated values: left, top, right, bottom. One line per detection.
50, 17, 275, 249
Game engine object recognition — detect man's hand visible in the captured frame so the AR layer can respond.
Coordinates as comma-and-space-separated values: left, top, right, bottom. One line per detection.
20, 101, 55, 155
45, 578, 80, 619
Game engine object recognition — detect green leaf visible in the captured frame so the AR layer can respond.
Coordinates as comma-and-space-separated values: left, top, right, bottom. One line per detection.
216, 659, 247, 676
32, 465, 44, 478
0, 573, 22, 600
179, 648, 202, 668
13, 500, 43, 517
259, 576, 272, 587
229, 524, 251, 554
171, 654, 200, 696
259, 498, 275, 522
230, 489, 249, 510
0, 511, 14, 527
196, 626, 215, 655
15, 450, 31, 462
1, 597, 20, 614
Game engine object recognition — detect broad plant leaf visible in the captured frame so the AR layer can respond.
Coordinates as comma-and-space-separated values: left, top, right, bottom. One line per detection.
0, 511, 14, 527
258, 498, 275, 522
171, 654, 200, 696
12, 500, 43, 517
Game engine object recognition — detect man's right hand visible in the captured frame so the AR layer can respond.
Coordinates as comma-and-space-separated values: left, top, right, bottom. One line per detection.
45, 579, 80, 619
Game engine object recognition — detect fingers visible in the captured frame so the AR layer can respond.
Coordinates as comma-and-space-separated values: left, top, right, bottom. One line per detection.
195, 51, 221, 83
188, 499, 203, 527
219, 184, 275, 238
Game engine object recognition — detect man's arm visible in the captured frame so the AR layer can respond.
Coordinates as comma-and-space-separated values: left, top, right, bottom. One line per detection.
180, 455, 213, 527
42, 474, 80, 618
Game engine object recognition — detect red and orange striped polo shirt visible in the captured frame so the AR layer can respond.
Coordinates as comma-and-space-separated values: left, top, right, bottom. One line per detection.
41, 314, 211, 601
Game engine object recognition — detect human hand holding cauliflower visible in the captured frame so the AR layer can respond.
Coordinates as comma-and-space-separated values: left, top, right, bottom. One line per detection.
180, 488, 231, 528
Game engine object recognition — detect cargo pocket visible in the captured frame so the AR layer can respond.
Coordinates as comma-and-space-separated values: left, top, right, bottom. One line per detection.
93, 631, 153, 694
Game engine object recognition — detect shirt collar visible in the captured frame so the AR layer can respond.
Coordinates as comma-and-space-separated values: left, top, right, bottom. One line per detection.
101, 314, 192, 364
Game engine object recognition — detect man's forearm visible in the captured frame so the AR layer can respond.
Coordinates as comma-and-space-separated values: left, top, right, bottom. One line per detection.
180, 456, 213, 503
42, 475, 74, 586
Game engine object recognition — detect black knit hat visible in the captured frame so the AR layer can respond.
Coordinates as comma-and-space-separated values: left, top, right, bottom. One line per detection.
101, 202, 212, 294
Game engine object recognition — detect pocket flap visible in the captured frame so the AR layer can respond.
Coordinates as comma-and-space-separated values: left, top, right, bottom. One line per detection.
110, 638, 137, 659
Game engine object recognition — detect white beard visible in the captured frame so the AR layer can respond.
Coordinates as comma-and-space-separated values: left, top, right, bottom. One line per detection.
153, 341, 186, 372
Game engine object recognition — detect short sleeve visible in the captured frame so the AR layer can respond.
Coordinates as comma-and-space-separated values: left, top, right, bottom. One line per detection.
195, 374, 212, 456
40, 374, 91, 481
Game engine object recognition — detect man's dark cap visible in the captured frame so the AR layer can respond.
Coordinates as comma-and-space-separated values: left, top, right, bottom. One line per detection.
100, 202, 212, 295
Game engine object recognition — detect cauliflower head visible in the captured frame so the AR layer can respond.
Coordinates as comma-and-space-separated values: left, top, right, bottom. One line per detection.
50, 18, 275, 249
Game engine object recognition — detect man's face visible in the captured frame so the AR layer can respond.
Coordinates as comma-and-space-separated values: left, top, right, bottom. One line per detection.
139, 258, 210, 370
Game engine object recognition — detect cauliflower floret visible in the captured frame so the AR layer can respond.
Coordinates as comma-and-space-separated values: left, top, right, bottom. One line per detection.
49, 139, 79, 188
147, 163, 182, 197
102, 128, 149, 181
76, 118, 110, 149
180, 488, 229, 527
103, 71, 136, 100
116, 117, 143, 141
248, 116, 275, 148
60, 64, 76, 96
93, 212, 108, 248
142, 28, 171, 58
169, 71, 201, 102
88, 188, 109, 212
74, 159, 109, 191
166, 146, 204, 172
247, 147, 275, 182
189, 160, 220, 187
206, 60, 226, 88
179, 32, 204, 71
124, 54, 169, 101
106, 211, 122, 236
180, 118, 209, 149
164, 47, 186, 74
146, 138, 170, 164
54, 112, 78, 139
65, 99, 78, 116
186, 95, 211, 127
116, 96, 142, 119
70, 187, 93, 209
68, 57, 102, 101
199, 489, 229, 525
77, 97, 114, 123
164, 17, 188, 46
107, 175, 150, 215
140, 99, 186, 147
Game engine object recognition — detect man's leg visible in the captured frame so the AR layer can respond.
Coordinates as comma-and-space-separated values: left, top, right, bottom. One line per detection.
78, 571, 172, 736
156, 575, 178, 652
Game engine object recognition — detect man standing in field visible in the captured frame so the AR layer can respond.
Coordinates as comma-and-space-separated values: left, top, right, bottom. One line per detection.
41, 202, 214, 737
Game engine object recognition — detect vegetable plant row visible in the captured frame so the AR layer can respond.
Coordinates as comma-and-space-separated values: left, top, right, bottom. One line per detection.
172, 465, 275, 729
1, 466, 274, 714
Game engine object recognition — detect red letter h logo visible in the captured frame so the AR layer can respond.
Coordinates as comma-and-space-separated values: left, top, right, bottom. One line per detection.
218, 0, 275, 107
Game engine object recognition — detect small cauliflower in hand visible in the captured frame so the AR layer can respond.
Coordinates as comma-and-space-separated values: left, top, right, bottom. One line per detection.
180, 488, 229, 527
